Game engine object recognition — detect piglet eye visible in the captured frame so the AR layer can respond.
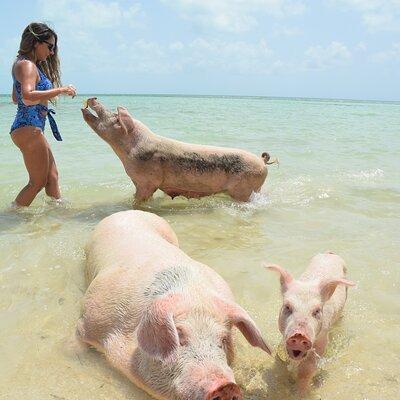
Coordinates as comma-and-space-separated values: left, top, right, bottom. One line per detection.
283, 305, 292, 314
312, 308, 322, 318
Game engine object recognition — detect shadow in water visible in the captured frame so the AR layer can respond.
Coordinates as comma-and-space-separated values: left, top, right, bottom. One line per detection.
243, 356, 326, 400
242, 356, 295, 400
0, 188, 270, 237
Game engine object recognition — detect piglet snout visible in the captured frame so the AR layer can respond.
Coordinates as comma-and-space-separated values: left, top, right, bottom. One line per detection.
206, 382, 242, 400
286, 334, 312, 352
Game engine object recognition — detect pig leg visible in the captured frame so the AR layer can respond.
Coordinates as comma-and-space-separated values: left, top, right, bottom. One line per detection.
297, 352, 317, 395
103, 331, 136, 373
102, 332, 163, 400
228, 185, 254, 202
76, 317, 103, 350
296, 333, 328, 395
133, 184, 157, 204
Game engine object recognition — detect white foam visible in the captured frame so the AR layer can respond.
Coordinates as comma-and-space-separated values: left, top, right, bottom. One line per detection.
347, 168, 384, 180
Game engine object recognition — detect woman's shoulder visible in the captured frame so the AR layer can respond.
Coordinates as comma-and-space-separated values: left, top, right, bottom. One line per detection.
13, 58, 39, 80
13, 57, 37, 71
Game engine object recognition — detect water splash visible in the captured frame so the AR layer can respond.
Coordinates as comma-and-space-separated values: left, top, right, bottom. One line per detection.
346, 169, 384, 180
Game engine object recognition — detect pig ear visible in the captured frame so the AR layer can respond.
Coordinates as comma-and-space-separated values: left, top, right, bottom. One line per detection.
137, 294, 181, 359
319, 278, 355, 302
214, 298, 272, 355
117, 106, 134, 135
263, 262, 293, 292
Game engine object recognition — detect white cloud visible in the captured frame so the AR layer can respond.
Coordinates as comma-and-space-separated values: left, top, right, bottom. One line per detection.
329, 0, 400, 31
304, 41, 352, 70
371, 42, 400, 63
162, 0, 306, 33
115, 39, 184, 74
117, 38, 279, 75
35, 1, 281, 76
36, 0, 145, 75
38, 0, 144, 29
187, 38, 276, 73
356, 41, 367, 51
273, 26, 303, 37
169, 41, 184, 51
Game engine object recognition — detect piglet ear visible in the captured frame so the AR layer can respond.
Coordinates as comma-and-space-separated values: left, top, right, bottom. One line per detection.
214, 297, 272, 355
117, 106, 134, 135
137, 294, 181, 359
319, 278, 355, 302
263, 262, 293, 292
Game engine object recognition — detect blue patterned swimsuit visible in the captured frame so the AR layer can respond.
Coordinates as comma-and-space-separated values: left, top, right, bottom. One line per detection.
10, 59, 62, 141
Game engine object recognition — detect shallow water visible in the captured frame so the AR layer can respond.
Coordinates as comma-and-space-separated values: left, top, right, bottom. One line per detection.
0, 95, 399, 400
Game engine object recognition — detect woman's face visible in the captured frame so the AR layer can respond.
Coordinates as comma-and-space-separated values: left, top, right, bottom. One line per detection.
34, 35, 56, 61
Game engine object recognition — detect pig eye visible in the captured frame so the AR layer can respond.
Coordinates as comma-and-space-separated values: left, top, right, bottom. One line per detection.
312, 308, 322, 319
218, 337, 228, 350
283, 304, 292, 314
177, 327, 188, 346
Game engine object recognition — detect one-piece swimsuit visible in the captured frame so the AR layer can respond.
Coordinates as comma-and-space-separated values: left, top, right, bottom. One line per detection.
10, 57, 62, 141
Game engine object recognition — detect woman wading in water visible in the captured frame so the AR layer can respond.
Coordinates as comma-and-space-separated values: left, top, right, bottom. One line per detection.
10, 22, 76, 207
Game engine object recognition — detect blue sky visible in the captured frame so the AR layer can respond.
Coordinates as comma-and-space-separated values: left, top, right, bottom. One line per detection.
0, 0, 399, 100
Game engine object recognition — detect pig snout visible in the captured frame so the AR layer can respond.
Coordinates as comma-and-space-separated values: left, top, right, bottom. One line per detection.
206, 382, 242, 400
177, 363, 240, 400
286, 333, 312, 351
286, 333, 312, 360
84, 98, 111, 120
86, 97, 101, 113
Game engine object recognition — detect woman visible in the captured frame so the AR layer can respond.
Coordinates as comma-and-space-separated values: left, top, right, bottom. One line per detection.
10, 22, 76, 207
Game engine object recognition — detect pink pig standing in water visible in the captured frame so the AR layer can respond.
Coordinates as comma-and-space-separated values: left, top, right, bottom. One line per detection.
77, 210, 272, 400
81, 98, 276, 204
266, 252, 354, 395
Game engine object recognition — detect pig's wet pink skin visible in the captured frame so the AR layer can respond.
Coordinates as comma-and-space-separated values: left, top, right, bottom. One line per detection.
206, 382, 242, 400
81, 98, 273, 203
286, 333, 312, 360
266, 253, 354, 393
79, 211, 271, 400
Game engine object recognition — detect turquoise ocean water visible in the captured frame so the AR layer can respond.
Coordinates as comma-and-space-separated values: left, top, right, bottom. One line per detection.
0, 94, 399, 399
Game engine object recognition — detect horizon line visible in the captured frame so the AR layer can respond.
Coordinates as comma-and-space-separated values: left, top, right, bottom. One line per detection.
0, 92, 399, 103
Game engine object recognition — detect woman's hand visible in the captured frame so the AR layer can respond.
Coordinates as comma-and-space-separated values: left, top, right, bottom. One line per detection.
60, 84, 77, 97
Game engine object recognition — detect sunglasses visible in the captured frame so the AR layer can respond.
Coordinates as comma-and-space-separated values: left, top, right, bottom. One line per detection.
41, 40, 55, 52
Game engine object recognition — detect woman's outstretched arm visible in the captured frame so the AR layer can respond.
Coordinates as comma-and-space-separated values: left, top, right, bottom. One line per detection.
14, 59, 75, 105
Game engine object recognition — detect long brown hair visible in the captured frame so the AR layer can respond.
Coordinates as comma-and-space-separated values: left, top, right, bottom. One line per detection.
17, 22, 62, 88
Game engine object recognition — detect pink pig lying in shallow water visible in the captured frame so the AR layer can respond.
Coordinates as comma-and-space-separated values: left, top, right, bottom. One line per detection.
81, 98, 275, 204
266, 253, 354, 395
77, 210, 272, 400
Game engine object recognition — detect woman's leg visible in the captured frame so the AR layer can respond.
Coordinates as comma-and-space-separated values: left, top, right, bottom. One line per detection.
45, 147, 61, 200
11, 127, 50, 207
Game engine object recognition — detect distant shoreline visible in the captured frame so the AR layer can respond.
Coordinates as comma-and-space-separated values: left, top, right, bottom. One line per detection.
0, 93, 399, 104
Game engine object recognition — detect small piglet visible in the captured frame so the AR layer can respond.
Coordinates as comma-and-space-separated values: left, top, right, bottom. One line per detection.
77, 210, 271, 400
266, 252, 354, 394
